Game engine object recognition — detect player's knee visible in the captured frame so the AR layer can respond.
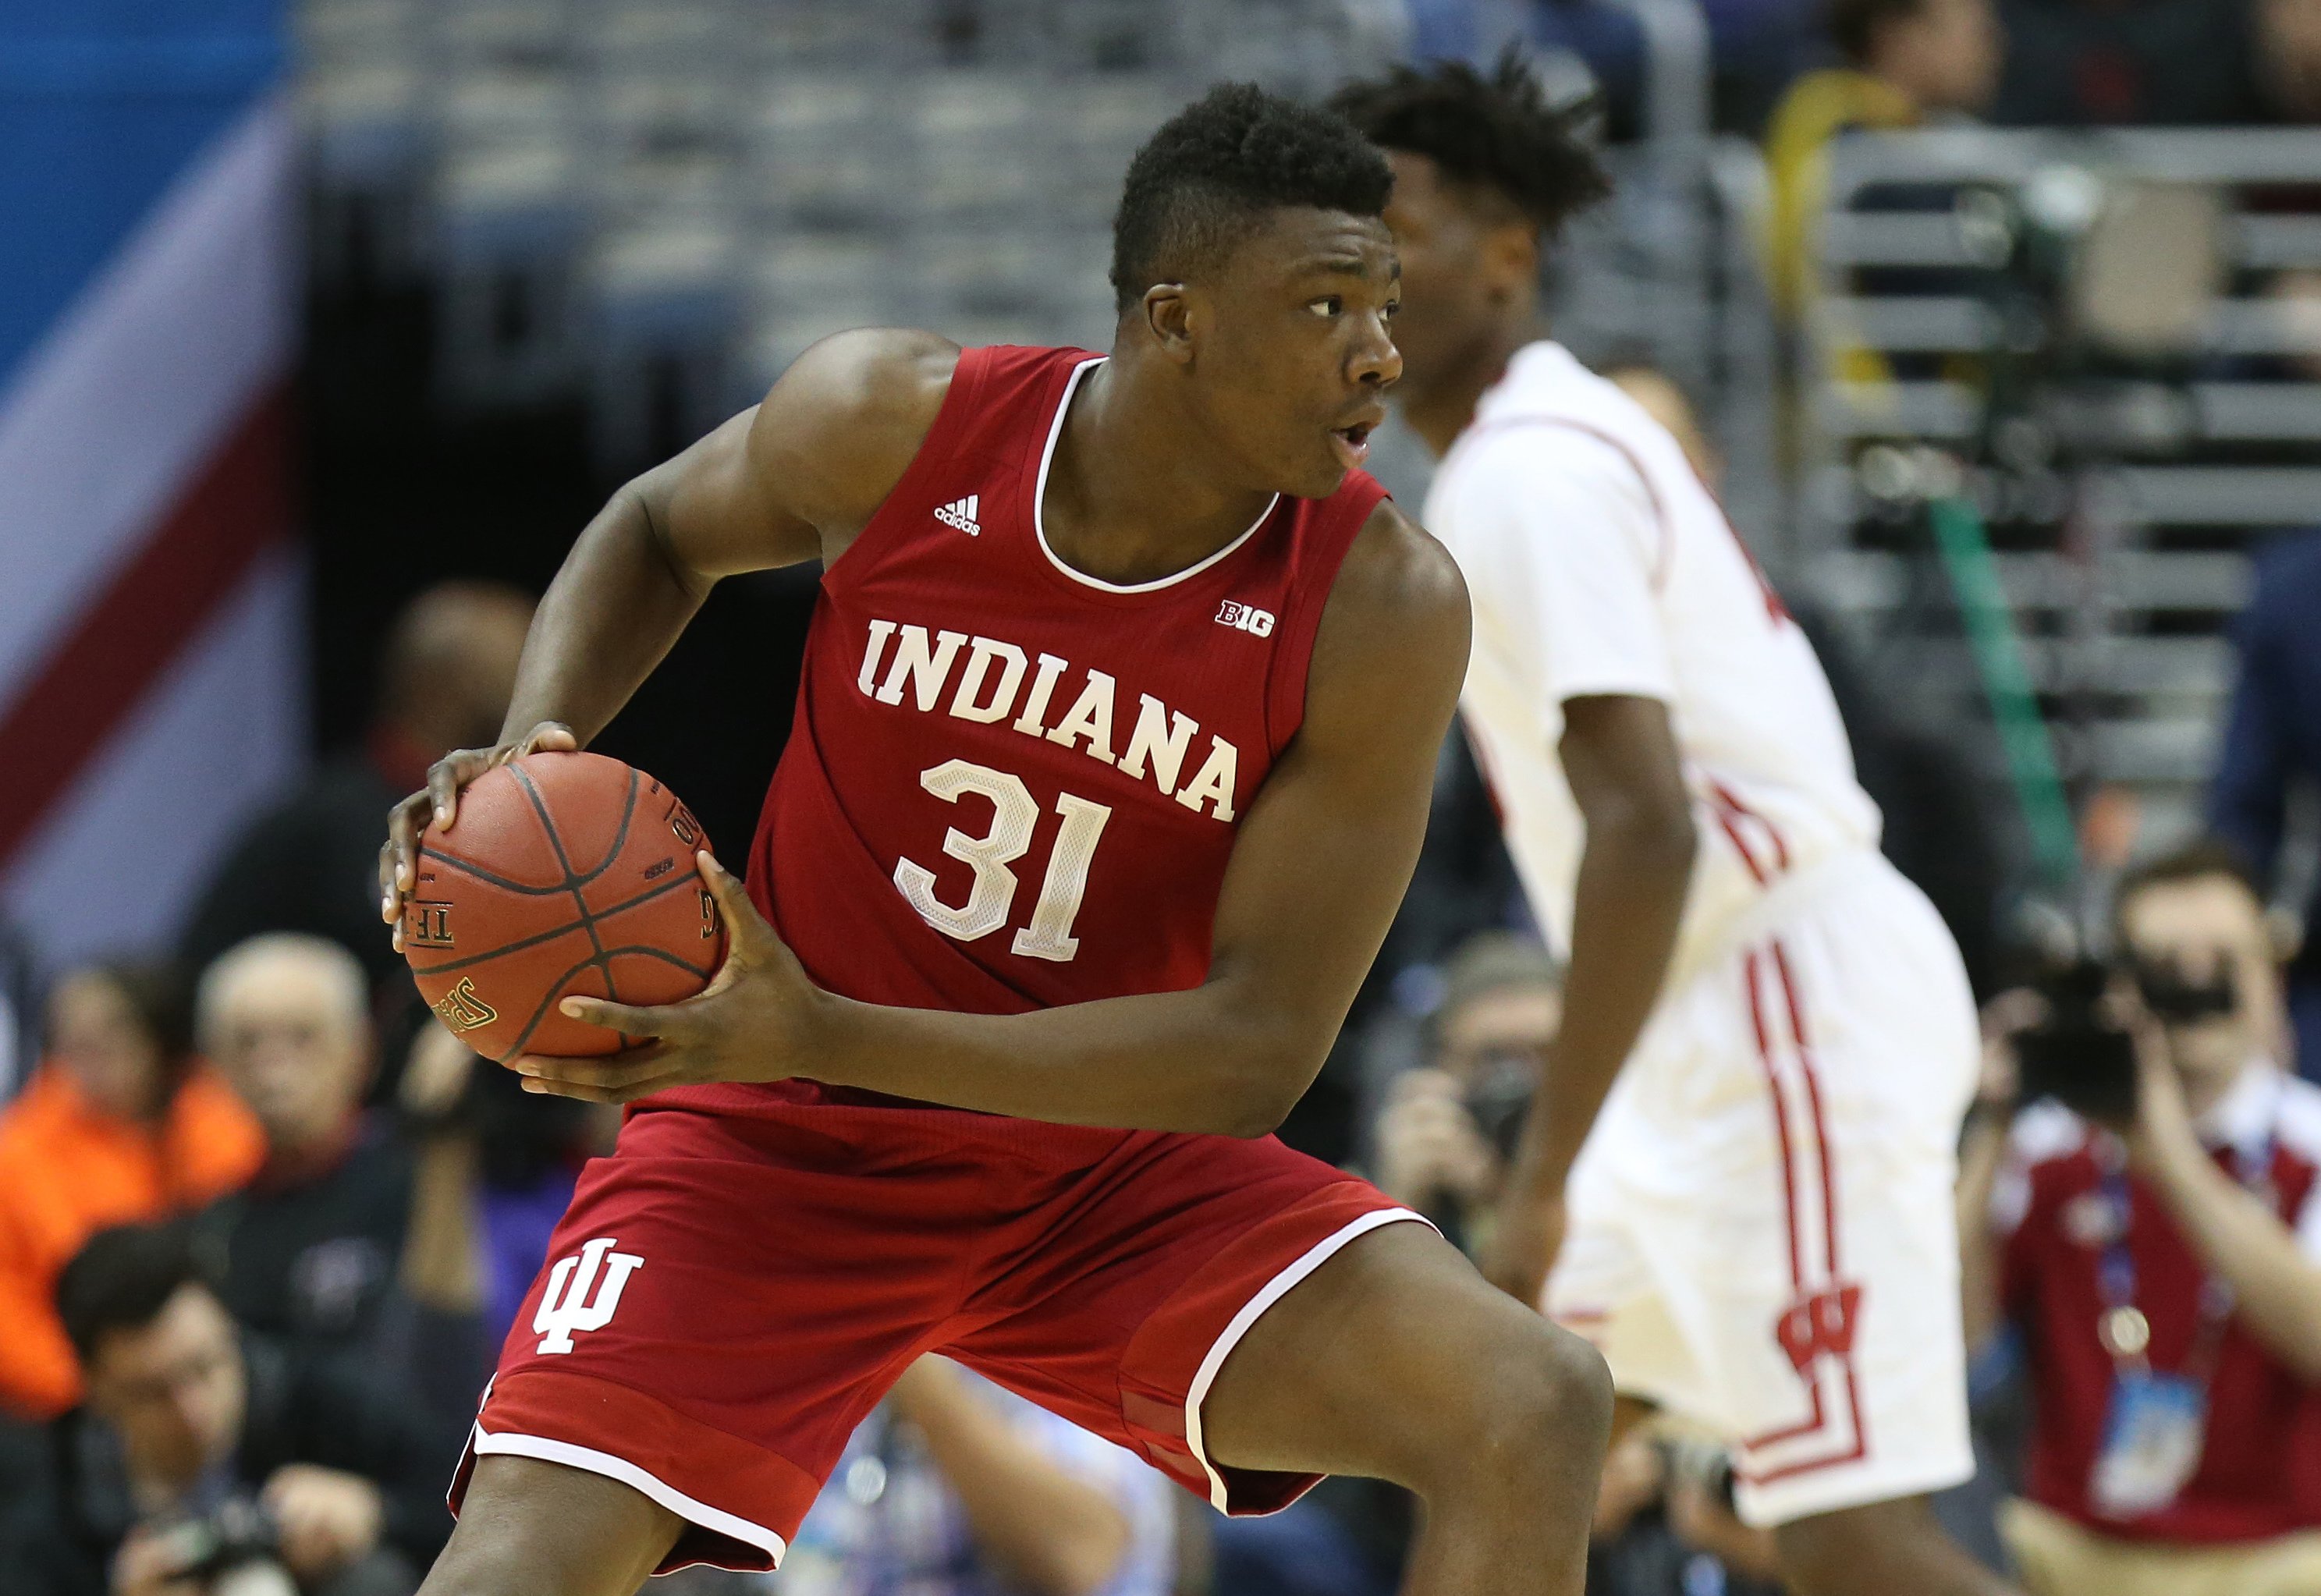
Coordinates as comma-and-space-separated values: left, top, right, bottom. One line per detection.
1510, 1319, 1615, 1449
1425, 1318, 1612, 1495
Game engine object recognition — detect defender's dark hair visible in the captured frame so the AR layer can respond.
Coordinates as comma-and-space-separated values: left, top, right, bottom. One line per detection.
1826, 0, 1929, 68
1330, 50, 1609, 236
1110, 83, 1393, 313
56, 1222, 209, 1361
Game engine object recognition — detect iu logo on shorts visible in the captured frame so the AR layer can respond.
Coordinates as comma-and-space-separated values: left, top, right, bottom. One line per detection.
533, 1237, 644, 1354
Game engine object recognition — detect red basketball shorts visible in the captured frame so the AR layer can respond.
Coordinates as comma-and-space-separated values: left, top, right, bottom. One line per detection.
448, 1093, 1421, 1573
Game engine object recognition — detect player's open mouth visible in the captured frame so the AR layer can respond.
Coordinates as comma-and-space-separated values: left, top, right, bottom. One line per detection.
1329, 422, 1375, 468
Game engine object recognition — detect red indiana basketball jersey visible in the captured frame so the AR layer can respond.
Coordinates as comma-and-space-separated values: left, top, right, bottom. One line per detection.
733, 344, 1382, 1059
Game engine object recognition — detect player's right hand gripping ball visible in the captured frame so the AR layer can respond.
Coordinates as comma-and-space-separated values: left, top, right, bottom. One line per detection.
400, 751, 730, 1060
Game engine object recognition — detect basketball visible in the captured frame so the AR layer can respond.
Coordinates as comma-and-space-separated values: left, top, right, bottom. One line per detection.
401, 751, 728, 1061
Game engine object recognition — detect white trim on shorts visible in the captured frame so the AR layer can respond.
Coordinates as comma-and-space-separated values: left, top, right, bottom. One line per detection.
470, 1426, 790, 1569
1180, 1207, 1431, 1512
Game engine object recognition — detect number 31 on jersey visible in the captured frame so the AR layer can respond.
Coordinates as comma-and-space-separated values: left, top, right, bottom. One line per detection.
893, 758, 1111, 963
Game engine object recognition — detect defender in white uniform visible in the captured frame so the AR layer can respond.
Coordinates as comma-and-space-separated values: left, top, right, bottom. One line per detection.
1336, 57, 2010, 1596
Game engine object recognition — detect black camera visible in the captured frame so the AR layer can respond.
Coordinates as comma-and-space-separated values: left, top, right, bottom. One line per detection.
1461, 1052, 1536, 1162
151, 1497, 283, 1583
2014, 958, 2139, 1126
2013, 954, 2238, 1126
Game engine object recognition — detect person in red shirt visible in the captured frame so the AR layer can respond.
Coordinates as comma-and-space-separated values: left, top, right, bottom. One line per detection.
0, 961, 263, 1418
1961, 842, 2321, 1594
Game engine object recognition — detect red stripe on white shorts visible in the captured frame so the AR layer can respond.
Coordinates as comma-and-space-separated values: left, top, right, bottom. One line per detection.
1737, 940, 1869, 1483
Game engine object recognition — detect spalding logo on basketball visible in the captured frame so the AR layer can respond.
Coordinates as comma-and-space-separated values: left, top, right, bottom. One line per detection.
401, 751, 729, 1061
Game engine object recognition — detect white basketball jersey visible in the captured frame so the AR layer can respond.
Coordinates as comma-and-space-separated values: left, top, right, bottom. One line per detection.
1423, 342, 1881, 978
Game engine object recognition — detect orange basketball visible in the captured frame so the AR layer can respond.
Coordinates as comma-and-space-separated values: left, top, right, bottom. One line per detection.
401, 751, 728, 1061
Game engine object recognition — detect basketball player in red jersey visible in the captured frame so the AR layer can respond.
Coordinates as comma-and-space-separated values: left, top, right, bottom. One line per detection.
382, 86, 1610, 1596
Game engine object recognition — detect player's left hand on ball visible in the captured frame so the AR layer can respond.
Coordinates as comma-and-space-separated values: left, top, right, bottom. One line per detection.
507, 851, 824, 1103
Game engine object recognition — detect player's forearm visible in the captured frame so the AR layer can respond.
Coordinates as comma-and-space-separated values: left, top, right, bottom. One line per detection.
808, 980, 1325, 1137
2145, 1133, 2321, 1381
498, 480, 712, 748
1509, 808, 1695, 1193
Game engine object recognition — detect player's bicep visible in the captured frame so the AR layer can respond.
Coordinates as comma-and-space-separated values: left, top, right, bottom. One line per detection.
1207, 513, 1470, 1031
641, 328, 961, 580
1557, 694, 1689, 826
643, 407, 822, 581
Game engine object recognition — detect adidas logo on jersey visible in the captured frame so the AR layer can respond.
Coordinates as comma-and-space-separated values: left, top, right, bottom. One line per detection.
934, 495, 981, 536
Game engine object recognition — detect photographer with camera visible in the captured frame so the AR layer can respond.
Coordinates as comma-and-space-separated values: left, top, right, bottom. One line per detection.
1960, 842, 2321, 1595
1370, 932, 1560, 1253
16, 1222, 453, 1596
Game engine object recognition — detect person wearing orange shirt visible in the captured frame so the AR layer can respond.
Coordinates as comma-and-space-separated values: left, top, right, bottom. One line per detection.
0, 961, 264, 1419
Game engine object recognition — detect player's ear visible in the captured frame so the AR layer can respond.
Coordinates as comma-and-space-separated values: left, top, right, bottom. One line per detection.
1142, 283, 1196, 364
1479, 222, 1538, 307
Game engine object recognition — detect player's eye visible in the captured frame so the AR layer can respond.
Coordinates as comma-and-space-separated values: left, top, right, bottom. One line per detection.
1383, 300, 1401, 321
1308, 296, 1343, 318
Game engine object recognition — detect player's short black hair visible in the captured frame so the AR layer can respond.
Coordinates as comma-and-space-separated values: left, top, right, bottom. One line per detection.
1826, 0, 1929, 67
1329, 50, 1609, 237
1109, 83, 1393, 314
56, 1221, 211, 1362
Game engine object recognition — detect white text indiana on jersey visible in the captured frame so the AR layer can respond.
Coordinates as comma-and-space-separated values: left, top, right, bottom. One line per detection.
857, 619, 1241, 821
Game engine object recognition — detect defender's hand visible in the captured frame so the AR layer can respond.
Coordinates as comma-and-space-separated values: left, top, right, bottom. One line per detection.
509, 852, 825, 1103
380, 719, 577, 949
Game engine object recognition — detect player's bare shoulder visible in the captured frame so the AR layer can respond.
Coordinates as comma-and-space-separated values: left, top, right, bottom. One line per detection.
749, 328, 963, 546
1308, 498, 1472, 729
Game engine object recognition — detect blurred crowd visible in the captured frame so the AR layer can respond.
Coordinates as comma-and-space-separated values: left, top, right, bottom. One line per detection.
5, 1, 2321, 1594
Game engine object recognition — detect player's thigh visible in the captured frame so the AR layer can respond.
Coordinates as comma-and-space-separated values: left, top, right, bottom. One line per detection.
420, 1456, 681, 1596
1198, 1220, 1611, 1487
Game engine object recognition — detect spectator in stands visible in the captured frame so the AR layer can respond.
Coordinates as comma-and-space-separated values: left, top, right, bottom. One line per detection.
782, 1356, 1171, 1596
2210, 529, 2321, 1082
1372, 931, 1559, 1253
0, 963, 263, 1420
16, 1222, 453, 1596
2256, 0, 2321, 120
1994, 0, 2262, 129
179, 581, 534, 1005
1763, 0, 2002, 325
193, 935, 488, 1427
1959, 843, 2321, 1595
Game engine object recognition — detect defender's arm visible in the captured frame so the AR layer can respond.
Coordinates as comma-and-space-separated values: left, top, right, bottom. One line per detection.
382, 329, 957, 930
528, 502, 1471, 1136
1483, 696, 1695, 1299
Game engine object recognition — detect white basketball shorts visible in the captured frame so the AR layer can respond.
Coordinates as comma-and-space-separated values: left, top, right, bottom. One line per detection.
1545, 849, 1979, 1527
